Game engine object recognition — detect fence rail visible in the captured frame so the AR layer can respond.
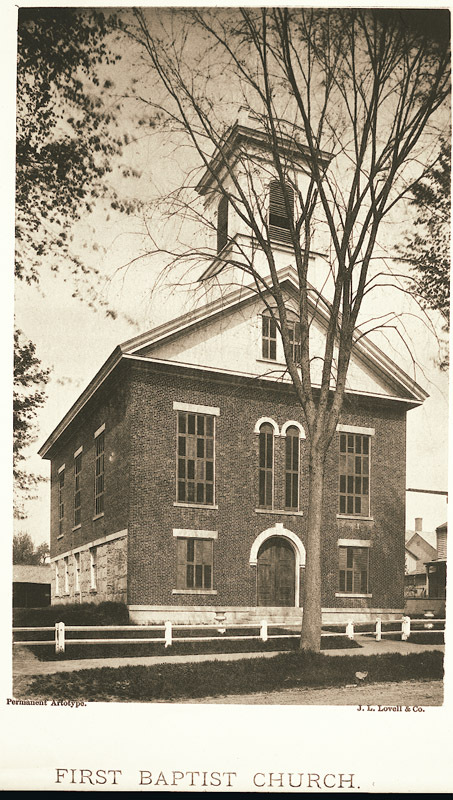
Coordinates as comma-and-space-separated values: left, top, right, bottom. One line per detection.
13, 615, 445, 655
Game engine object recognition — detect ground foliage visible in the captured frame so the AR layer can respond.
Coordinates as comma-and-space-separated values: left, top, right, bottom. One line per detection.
23, 650, 444, 702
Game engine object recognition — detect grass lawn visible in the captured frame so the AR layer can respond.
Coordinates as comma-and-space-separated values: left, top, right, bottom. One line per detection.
22, 650, 443, 703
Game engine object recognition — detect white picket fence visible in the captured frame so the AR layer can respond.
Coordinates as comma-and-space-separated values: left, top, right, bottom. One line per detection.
13, 615, 445, 655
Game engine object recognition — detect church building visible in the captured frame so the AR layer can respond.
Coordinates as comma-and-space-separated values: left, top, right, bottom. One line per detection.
40, 119, 427, 625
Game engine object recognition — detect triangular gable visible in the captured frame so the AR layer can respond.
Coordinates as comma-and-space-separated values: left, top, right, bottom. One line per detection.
39, 268, 428, 458
121, 268, 428, 405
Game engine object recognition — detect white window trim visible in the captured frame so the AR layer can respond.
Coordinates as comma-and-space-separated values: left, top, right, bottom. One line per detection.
281, 420, 306, 439
63, 556, 69, 594
173, 401, 220, 416
90, 548, 97, 590
55, 562, 60, 597
172, 589, 218, 596
173, 502, 219, 510
256, 419, 276, 509
58, 463, 65, 474
173, 529, 218, 539
74, 445, 83, 458
74, 552, 80, 593
94, 423, 105, 438
338, 538, 372, 548
337, 424, 375, 436
254, 417, 279, 435
335, 592, 372, 599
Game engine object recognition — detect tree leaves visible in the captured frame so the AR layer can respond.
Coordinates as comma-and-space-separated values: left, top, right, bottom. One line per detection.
402, 139, 450, 327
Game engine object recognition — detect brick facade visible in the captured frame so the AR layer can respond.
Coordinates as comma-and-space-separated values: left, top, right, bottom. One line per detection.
126, 361, 406, 621
46, 354, 407, 623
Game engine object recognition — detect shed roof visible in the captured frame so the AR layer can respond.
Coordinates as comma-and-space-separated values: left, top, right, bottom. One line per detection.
13, 565, 51, 584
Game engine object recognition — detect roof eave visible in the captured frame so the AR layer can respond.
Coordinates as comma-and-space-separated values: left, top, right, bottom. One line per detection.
195, 123, 333, 196
38, 346, 124, 459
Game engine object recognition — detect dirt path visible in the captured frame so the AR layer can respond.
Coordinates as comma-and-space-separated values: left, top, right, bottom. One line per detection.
176, 679, 443, 706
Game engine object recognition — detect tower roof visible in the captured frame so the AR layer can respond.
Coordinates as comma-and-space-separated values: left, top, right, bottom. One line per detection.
195, 120, 333, 197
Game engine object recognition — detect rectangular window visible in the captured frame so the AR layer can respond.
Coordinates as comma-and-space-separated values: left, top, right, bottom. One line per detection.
339, 433, 370, 516
64, 556, 69, 594
55, 562, 60, 596
339, 546, 369, 594
288, 321, 301, 364
262, 315, 277, 360
90, 548, 97, 590
176, 538, 213, 590
94, 431, 105, 516
74, 452, 82, 526
74, 552, 80, 593
177, 411, 215, 505
58, 469, 65, 536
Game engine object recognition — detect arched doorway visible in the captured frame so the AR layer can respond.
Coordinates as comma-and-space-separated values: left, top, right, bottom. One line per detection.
257, 536, 296, 607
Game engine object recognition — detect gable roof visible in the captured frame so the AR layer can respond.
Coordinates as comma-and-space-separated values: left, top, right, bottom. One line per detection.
405, 532, 437, 564
39, 266, 428, 458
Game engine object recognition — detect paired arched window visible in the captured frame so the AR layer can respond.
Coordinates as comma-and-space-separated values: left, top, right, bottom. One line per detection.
257, 420, 303, 511
269, 180, 294, 245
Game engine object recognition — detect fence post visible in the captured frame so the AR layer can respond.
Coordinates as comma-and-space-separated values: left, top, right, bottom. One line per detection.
401, 616, 411, 641
375, 618, 382, 642
164, 621, 172, 648
346, 621, 354, 640
260, 619, 268, 643
55, 622, 65, 654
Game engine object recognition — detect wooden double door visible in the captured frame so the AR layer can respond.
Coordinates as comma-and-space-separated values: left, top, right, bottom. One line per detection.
257, 536, 296, 607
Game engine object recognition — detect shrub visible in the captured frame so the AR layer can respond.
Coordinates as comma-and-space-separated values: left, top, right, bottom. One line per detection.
13, 601, 130, 628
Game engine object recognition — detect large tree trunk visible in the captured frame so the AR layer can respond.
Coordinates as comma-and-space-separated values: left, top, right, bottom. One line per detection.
300, 448, 325, 652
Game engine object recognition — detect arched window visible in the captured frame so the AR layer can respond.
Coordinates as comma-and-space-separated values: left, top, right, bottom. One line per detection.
258, 422, 274, 509
217, 196, 229, 253
269, 180, 294, 245
285, 426, 300, 510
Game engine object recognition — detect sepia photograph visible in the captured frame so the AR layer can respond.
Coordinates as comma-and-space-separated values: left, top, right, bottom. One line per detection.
3, 2, 451, 792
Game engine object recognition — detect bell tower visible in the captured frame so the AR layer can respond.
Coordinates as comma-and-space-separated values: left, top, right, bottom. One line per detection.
195, 111, 332, 288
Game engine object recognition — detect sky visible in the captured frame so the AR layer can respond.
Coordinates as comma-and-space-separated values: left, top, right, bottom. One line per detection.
11, 5, 450, 547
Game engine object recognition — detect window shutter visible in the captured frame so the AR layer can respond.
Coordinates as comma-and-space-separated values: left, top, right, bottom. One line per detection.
217, 196, 228, 253
269, 181, 294, 244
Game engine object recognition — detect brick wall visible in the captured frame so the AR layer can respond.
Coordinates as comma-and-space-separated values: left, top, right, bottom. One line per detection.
48, 363, 131, 562
127, 361, 407, 613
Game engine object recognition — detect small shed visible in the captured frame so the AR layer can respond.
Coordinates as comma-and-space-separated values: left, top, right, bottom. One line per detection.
13, 565, 51, 608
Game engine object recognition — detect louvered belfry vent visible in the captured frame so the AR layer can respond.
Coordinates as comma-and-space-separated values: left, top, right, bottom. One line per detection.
217, 196, 229, 253
269, 180, 294, 245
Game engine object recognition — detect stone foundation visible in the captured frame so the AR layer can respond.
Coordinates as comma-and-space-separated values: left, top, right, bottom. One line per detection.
128, 604, 404, 626
52, 532, 127, 605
